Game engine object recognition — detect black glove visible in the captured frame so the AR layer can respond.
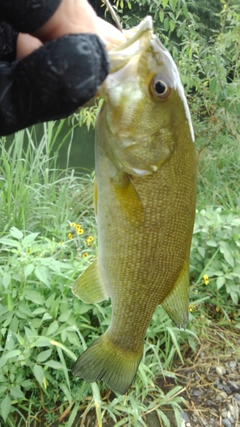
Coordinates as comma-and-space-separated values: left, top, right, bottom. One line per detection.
0, 0, 109, 136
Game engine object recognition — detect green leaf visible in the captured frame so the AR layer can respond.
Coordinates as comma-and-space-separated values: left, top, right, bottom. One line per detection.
0, 350, 21, 368
17, 302, 34, 318
230, 291, 238, 304
66, 332, 80, 347
159, 9, 164, 22
41, 312, 53, 322
169, 20, 175, 32
33, 364, 44, 386
0, 238, 20, 247
78, 304, 92, 315
0, 394, 11, 422
206, 240, 218, 247
46, 320, 59, 336
182, 1, 189, 18
216, 276, 225, 290
32, 307, 46, 315
0, 386, 7, 394
45, 360, 66, 370
197, 246, 205, 258
30, 336, 51, 347
24, 264, 35, 278
169, 0, 177, 11
58, 309, 72, 322
22, 232, 39, 247
209, 77, 218, 96
2, 273, 11, 289
23, 290, 44, 306
220, 245, 234, 267
35, 265, 50, 286
45, 293, 56, 309
164, 17, 169, 31
15, 333, 25, 346
10, 227, 23, 240
21, 380, 33, 389
37, 349, 52, 363
10, 385, 25, 399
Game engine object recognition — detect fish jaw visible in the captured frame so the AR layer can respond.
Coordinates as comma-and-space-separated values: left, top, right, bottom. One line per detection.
98, 17, 194, 181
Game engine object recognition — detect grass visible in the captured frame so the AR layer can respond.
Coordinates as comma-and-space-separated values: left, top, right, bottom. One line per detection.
196, 132, 240, 210
0, 118, 239, 426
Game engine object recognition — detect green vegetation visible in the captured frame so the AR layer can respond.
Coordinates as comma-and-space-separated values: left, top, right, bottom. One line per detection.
0, 0, 239, 425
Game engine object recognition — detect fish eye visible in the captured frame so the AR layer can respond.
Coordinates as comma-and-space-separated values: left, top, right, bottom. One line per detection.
150, 75, 171, 100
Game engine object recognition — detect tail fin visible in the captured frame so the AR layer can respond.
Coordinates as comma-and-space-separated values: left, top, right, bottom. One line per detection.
71, 332, 143, 395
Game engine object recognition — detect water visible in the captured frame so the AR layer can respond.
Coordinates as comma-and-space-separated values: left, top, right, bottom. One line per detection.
5, 120, 95, 175
56, 121, 95, 173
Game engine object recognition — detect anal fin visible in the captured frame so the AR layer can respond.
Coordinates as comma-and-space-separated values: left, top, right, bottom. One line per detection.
161, 260, 189, 328
72, 259, 109, 304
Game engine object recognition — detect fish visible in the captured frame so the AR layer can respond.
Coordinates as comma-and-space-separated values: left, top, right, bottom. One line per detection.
71, 16, 196, 395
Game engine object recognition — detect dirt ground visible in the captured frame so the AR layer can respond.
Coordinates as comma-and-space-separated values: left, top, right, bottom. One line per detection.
156, 322, 240, 427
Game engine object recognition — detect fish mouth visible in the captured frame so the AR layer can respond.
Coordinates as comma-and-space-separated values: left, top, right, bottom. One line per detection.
99, 16, 173, 97
106, 16, 154, 74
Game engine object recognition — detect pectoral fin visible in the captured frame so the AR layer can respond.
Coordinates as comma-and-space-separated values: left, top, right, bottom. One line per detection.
161, 260, 189, 328
72, 259, 109, 304
112, 174, 144, 226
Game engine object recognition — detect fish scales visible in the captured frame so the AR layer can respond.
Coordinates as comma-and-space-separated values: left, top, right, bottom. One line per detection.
72, 16, 196, 395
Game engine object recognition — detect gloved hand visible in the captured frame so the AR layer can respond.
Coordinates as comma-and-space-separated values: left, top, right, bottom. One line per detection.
0, 0, 124, 136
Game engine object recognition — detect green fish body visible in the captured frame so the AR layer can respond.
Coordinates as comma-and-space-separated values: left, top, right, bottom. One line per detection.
72, 17, 196, 395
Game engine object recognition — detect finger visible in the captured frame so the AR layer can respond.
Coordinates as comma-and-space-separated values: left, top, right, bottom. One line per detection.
35, 0, 99, 40
34, 0, 125, 50
96, 17, 125, 50
16, 33, 43, 59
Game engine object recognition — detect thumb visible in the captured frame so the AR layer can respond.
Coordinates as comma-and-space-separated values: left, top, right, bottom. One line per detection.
17, 33, 43, 59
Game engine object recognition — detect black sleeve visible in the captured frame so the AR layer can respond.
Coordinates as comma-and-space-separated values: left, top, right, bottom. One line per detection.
0, 33, 109, 136
0, 0, 62, 33
0, 22, 18, 62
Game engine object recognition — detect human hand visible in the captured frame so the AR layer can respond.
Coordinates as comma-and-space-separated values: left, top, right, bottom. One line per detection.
0, 0, 125, 136
17, 0, 125, 59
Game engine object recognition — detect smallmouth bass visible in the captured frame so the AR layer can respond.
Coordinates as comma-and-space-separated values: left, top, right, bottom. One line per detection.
72, 16, 196, 395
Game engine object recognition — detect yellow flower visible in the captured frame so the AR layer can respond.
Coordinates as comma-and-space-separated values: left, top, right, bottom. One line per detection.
68, 233, 73, 240
189, 306, 193, 312
82, 253, 89, 258
58, 241, 65, 245
76, 224, 81, 229
70, 222, 76, 228
86, 236, 94, 246
203, 274, 209, 285
77, 228, 84, 235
